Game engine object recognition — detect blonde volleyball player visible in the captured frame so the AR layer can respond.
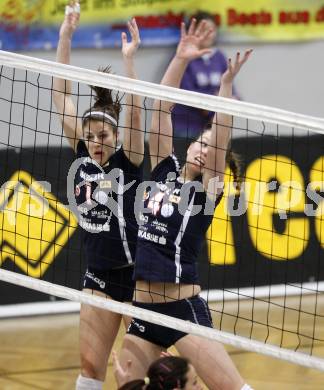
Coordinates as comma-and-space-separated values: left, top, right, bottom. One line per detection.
118, 19, 253, 390
53, 3, 144, 389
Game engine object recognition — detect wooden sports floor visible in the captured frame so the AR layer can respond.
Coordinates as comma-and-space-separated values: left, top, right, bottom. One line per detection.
0, 294, 323, 390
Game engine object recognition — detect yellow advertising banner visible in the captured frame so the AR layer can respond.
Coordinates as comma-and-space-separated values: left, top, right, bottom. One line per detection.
0, 170, 78, 277
1, 0, 324, 50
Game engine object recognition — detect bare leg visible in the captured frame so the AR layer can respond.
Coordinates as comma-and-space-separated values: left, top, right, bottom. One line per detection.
175, 335, 244, 390
79, 291, 122, 380
119, 334, 163, 380
122, 303, 132, 330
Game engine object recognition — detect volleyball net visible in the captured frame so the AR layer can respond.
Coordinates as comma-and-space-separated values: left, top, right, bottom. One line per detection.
0, 50, 323, 371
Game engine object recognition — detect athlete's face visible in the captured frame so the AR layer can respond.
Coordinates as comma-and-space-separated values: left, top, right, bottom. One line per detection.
186, 130, 211, 178
83, 120, 118, 165
198, 19, 217, 49
182, 364, 202, 390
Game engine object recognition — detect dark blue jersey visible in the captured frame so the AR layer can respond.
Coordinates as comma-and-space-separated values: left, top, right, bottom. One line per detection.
74, 140, 142, 270
134, 154, 222, 284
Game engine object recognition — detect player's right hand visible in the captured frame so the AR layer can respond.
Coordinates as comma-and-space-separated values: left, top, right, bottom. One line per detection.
60, 1, 80, 40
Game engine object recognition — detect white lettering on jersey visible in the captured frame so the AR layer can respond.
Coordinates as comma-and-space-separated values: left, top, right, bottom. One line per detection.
80, 220, 110, 232
196, 72, 209, 86
80, 169, 105, 182
138, 230, 166, 245
210, 72, 221, 86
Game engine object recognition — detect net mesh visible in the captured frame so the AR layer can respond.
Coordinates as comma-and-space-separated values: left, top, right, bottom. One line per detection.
0, 50, 323, 370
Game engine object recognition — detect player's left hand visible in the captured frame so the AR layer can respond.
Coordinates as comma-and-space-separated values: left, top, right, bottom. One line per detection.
222, 49, 253, 84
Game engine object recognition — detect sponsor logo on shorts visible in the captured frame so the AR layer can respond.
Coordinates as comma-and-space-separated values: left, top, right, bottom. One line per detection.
130, 319, 145, 333
85, 270, 106, 289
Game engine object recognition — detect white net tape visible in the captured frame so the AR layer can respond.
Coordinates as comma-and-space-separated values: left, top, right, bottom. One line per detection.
0, 268, 323, 371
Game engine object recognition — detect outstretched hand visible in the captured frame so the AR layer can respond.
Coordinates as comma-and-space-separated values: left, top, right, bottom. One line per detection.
60, 1, 80, 40
176, 18, 213, 61
112, 350, 132, 387
222, 49, 253, 84
122, 18, 141, 59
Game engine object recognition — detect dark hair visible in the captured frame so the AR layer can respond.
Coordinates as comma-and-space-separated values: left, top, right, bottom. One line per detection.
226, 149, 242, 191
118, 356, 190, 390
82, 66, 122, 131
192, 11, 217, 26
186, 10, 218, 30
118, 380, 143, 390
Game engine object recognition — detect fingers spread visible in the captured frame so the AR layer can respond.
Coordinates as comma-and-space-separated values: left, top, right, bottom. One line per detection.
127, 18, 140, 44
131, 18, 139, 35
128, 21, 135, 37
187, 18, 196, 35
195, 19, 205, 37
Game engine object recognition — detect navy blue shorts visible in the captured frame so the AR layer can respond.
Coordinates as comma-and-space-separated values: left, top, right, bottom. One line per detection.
127, 295, 213, 348
83, 266, 134, 302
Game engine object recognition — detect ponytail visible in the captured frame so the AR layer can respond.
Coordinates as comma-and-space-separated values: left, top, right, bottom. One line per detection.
226, 149, 242, 191
118, 356, 190, 390
83, 66, 122, 129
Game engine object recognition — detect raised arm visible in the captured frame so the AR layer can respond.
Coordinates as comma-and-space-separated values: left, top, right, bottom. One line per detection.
52, 1, 82, 152
149, 19, 212, 170
121, 18, 144, 167
203, 50, 252, 198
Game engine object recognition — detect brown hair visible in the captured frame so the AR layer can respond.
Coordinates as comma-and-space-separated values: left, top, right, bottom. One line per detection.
192, 11, 217, 26
118, 356, 190, 390
226, 149, 242, 191
186, 10, 219, 30
82, 66, 122, 131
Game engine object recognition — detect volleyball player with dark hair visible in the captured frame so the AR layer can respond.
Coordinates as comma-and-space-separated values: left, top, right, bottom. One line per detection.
118, 19, 253, 389
116, 355, 202, 390
53, 3, 144, 389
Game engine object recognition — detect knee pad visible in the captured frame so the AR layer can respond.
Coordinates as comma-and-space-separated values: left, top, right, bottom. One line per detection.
241, 385, 254, 390
76, 374, 104, 390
